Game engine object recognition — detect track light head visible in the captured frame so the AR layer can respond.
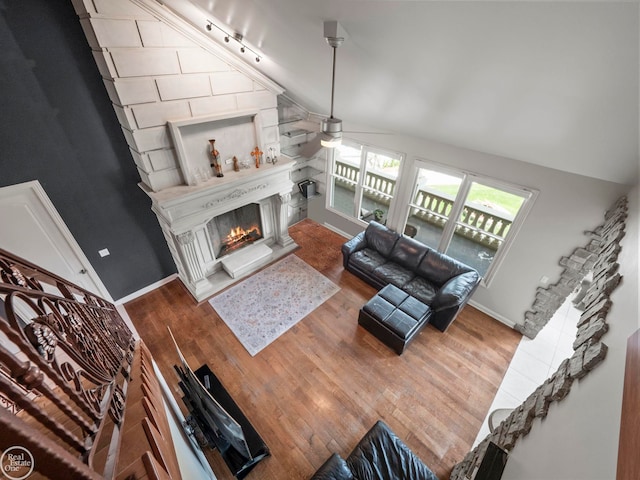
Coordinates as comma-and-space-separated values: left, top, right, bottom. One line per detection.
240, 46, 245, 53
224, 35, 229, 42
206, 23, 212, 31
255, 57, 260, 63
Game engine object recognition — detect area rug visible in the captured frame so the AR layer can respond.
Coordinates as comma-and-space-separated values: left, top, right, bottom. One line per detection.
208, 255, 340, 356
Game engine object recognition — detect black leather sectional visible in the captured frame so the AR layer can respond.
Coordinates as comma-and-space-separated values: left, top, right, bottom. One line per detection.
342, 221, 481, 332
310, 420, 438, 480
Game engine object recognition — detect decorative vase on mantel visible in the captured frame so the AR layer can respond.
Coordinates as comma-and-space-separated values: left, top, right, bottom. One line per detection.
209, 139, 224, 177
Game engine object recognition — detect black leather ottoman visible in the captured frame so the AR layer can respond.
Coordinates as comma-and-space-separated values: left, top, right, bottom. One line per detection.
358, 284, 432, 354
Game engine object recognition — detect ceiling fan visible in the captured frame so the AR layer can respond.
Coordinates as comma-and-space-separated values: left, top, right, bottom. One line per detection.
298, 21, 392, 158
295, 21, 345, 157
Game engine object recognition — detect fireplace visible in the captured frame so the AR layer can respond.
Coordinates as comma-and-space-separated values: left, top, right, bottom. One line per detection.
143, 110, 298, 301
143, 156, 297, 301
208, 204, 263, 258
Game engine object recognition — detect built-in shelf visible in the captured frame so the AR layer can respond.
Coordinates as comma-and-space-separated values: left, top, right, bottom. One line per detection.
278, 104, 326, 226
281, 146, 303, 159
282, 128, 309, 139
277, 116, 304, 126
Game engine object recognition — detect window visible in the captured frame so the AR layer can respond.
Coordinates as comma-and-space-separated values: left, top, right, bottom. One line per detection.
329, 142, 403, 225
403, 162, 535, 284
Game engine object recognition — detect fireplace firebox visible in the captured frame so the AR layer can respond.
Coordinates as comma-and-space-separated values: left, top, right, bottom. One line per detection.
208, 204, 263, 258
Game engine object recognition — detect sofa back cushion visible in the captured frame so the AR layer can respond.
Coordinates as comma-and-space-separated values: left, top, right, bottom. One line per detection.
417, 248, 475, 287
389, 236, 430, 270
364, 221, 400, 257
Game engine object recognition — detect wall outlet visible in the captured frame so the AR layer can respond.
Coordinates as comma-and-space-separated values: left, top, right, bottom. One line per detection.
225, 157, 232, 165
98, 248, 110, 257
539, 275, 550, 286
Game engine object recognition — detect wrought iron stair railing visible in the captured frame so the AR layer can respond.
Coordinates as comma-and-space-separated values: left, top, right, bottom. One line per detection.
0, 248, 136, 479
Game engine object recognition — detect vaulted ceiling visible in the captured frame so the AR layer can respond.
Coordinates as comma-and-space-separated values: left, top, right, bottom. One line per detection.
162, 0, 639, 185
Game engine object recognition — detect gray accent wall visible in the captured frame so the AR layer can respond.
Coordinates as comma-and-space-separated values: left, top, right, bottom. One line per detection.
0, 0, 176, 300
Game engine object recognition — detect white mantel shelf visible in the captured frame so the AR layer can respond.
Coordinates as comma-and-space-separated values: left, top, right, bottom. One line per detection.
142, 157, 295, 205
140, 158, 295, 230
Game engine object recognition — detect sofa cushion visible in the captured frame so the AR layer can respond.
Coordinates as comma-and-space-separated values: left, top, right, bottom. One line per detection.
388, 236, 430, 270
362, 295, 397, 321
398, 296, 431, 322
402, 277, 439, 305
347, 421, 439, 480
349, 248, 388, 273
378, 284, 409, 306
310, 453, 355, 480
364, 221, 400, 257
372, 263, 414, 288
416, 248, 473, 287
382, 310, 421, 339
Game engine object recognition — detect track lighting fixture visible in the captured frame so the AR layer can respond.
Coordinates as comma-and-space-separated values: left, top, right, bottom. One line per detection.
205, 20, 262, 63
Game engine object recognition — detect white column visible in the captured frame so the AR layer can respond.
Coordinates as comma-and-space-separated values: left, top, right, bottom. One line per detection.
176, 231, 204, 283
276, 192, 295, 247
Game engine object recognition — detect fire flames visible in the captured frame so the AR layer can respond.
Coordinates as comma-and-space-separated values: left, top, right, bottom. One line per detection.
221, 225, 262, 255
225, 226, 259, 243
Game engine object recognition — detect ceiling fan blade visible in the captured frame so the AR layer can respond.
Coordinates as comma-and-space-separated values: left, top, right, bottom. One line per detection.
342, 131, 395, 135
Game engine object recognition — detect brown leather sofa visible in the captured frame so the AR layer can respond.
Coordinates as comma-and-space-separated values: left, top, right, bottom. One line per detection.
310, 420, 438, 480
342, 221, 481, 332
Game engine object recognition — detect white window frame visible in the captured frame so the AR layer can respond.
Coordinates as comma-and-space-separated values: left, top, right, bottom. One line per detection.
327, 140, 405, 225
400, 159, 538, 287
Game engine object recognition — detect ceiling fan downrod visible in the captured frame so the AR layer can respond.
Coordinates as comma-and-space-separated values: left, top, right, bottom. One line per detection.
322, 25, 344, 147
327, 36, 342, 119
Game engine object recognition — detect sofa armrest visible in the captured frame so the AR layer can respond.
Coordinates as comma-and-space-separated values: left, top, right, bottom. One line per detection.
432, 271, 480, 311
341, 232, 367, 268
310, 453, 355, 480
429, 271, 480, 331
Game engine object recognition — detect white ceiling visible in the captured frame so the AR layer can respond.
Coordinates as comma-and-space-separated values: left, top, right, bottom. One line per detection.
163, 0, 639, 185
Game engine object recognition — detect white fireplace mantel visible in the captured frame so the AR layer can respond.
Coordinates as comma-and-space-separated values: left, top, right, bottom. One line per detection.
142, 158, 295, 231
141, 158, 298, 301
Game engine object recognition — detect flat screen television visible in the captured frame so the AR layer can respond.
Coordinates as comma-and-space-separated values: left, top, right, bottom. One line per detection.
169, 328, 252, 461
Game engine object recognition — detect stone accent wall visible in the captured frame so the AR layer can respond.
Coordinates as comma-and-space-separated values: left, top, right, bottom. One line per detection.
517, 246, 596, 340
71, 0, 283, 192
450, 196, 628, 480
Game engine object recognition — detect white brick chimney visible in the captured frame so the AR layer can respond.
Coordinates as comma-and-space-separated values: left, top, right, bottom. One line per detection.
73, 0, 297, 300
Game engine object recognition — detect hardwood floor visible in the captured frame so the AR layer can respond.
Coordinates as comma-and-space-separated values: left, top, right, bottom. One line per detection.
124, 219, 521, 480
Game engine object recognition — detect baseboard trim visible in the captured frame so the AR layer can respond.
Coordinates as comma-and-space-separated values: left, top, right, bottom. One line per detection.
322, 222, 351, 239
115, 274, 179, 305
468, 300, 517, 329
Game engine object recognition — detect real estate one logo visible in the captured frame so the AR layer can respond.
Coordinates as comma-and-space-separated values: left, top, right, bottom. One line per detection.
1, 446, 34, 480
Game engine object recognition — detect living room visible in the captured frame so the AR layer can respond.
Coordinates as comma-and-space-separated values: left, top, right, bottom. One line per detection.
0, 1, 638, 479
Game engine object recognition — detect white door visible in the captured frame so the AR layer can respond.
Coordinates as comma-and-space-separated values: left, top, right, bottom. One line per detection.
0, 181, 111, 300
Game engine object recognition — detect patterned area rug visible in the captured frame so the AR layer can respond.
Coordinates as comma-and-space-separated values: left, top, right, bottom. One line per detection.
209, 254, 340, 356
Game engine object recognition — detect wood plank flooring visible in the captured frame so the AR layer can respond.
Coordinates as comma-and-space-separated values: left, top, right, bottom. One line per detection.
124, 219, 521, 480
